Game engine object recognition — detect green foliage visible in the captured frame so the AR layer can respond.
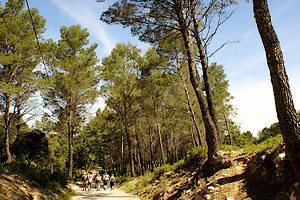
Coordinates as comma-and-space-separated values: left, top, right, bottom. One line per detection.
11, 129, 49, 166
0, 0, 46, 163
3, 160, 68, 190
256, 122, 280, 144
120, 171, 155, 194
184, 146, 207, 167
256, 134, 283, 150
153, 164, 175, 179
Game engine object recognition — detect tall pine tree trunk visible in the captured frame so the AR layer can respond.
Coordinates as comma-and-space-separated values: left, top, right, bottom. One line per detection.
147, 123, 154, 172
191, 7, 219, 134
175, 2, 219, 161
253, 0, 300, 180
4, 93, 12, 164
178, 69, 204, 146
157, 123, 166, 165
135, 125, 144, 175
68, 131, 73, 178
121, 134, 125, 175
125, 126, 135, 177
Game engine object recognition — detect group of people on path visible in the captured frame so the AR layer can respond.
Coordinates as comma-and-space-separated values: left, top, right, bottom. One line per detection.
81, 171, 116, 191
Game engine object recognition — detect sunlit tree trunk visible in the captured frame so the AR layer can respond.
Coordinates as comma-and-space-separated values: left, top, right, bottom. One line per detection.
121, 134, 125, 175
157, 123, 166, 165
224, 114, 233, 145
68, 106, 74, 178
253, 0, 300, 180
4, 93, 12, 164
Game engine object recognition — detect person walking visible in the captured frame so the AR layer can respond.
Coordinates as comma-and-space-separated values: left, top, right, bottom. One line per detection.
110, 174, 116, 190
103, 172, 110, 190
95, 173, 102, 191
87, 172, 93, 191
81, 172, 88, 191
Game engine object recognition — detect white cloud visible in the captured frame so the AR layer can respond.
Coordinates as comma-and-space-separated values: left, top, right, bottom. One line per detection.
50, 0, 117, 55
230, 77, 278, 136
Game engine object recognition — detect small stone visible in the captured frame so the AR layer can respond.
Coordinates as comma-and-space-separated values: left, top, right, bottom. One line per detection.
278, 152, 285, 160
207, 185, 215, 192
204, 194, 211, 200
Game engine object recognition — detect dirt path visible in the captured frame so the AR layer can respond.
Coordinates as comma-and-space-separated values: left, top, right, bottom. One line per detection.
70, 185, 140, 200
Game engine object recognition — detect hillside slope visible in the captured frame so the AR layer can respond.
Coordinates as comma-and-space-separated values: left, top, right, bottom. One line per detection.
0, 173, 48, 200
125, 145, 300, 200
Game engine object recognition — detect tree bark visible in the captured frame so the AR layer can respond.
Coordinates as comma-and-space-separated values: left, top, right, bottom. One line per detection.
135, 125, 144, 175
175, 1, 219, 160
224, 113, 233, 145
157, 123, 166, 165
4, 93, 12, 164
253, 0, 300, 180
178, 69, 204, 146
121, 134, 125, 175
125, 126, 135, 177
147, 123, 154, 172
191, 6, 219, 134
68, 130, 73, 178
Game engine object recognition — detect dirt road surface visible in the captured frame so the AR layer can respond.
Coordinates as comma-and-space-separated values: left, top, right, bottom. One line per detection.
71, 185, 140, 200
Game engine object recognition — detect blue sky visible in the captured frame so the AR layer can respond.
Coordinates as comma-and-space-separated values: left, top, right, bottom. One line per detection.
13, 0, 300, 135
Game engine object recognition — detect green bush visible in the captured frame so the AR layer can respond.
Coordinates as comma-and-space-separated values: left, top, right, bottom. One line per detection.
257, 134, 283, 150
153, 164, 174, 179
183, 146, 207, 168
50, 169, 68, 187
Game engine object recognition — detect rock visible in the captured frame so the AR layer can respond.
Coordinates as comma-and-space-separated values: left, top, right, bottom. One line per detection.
185, 189, 192, 194
213, 180, 218, 186
290, 182, 300, 200
278, 152, 286, 160
164, 172, 173, 178
207, 185, 215, 192
204, 194, 211, 200
222, 158, 233, 168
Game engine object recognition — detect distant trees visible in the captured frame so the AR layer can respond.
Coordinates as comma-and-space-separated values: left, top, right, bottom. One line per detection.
83, 42, 236, 177
256, 123, 280, 144
101, 43, 142, 177
253, 0, 300, 180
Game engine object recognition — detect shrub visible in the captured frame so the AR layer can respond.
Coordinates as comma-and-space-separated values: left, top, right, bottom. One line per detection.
181, 146, 207, 170
153, 164, 174, 179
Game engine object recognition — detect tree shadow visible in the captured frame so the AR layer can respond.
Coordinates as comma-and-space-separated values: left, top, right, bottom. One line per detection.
243, 147, 295, 200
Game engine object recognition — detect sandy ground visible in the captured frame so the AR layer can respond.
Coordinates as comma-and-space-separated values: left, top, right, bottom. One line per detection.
71, 184, 140, 200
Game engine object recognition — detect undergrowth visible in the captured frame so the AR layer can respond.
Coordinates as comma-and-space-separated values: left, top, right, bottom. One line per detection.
0, 161, 71, 198
121, 135, 284, 199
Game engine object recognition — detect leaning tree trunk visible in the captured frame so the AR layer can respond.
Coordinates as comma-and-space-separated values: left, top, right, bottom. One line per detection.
191, 7, 219, 134
175, 2, 219, 161
253, 0, 300, 180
